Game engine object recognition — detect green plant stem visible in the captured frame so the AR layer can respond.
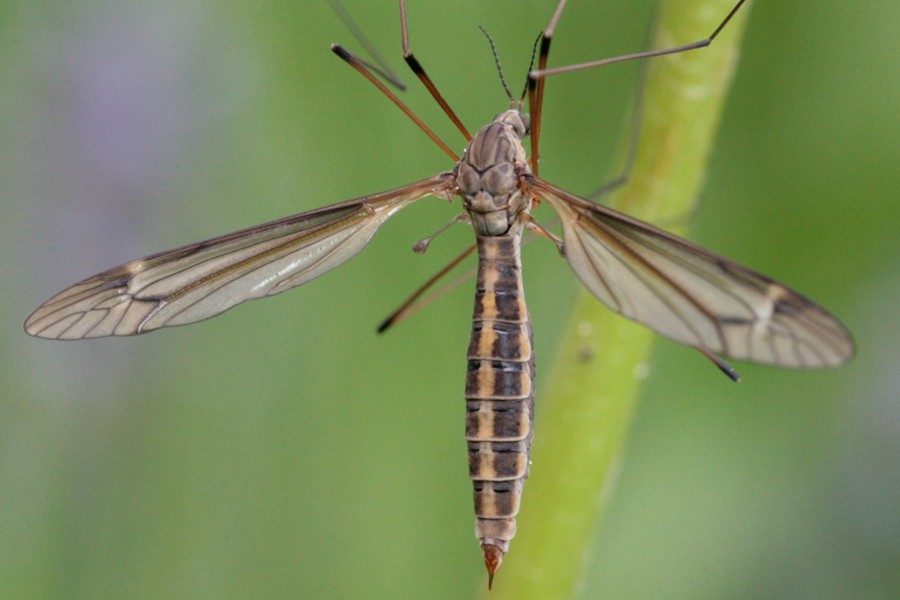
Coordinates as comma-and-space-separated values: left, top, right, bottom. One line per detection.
484, 0, 750, 597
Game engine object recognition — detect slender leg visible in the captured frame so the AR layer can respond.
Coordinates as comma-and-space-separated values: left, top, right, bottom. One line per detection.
326, 0, 407, 89
331, 43, 458, 161
529, 0, 746, 176
399, 0, 471, 140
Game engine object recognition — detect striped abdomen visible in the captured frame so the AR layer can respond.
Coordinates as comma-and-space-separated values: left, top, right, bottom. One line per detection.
465, 232, 535, 570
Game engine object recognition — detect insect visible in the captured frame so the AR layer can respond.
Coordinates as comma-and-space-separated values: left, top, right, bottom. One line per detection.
25, 0, 854, 586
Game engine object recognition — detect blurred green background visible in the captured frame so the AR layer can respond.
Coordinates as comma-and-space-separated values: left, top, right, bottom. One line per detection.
2, 1, 897, 598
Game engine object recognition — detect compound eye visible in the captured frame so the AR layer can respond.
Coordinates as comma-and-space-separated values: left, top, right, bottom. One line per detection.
519, 113, 531, 136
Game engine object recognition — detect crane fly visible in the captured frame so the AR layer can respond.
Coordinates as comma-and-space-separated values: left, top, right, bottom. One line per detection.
25, 0, 854, 586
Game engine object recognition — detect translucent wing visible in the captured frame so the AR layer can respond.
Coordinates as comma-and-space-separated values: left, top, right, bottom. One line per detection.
532, 177, 854, 368
25, 175, 450, 339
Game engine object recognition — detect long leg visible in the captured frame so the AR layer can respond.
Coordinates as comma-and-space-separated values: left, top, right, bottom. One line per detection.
399, 0, 471, 140
377, 242, 477, 333
332, 44, 459, 160
527, 0, 568, 174
327, 0, 407, 89
330, 3, 478, 333
528, 0, 747, 174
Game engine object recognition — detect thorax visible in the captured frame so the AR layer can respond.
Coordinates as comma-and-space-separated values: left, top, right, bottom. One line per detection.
456, 110, 532, 236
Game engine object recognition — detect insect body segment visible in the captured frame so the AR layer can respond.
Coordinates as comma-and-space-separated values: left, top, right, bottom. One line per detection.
466, 233, 534, 586
457, 110, 533, 236
457, 110, 537, 583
